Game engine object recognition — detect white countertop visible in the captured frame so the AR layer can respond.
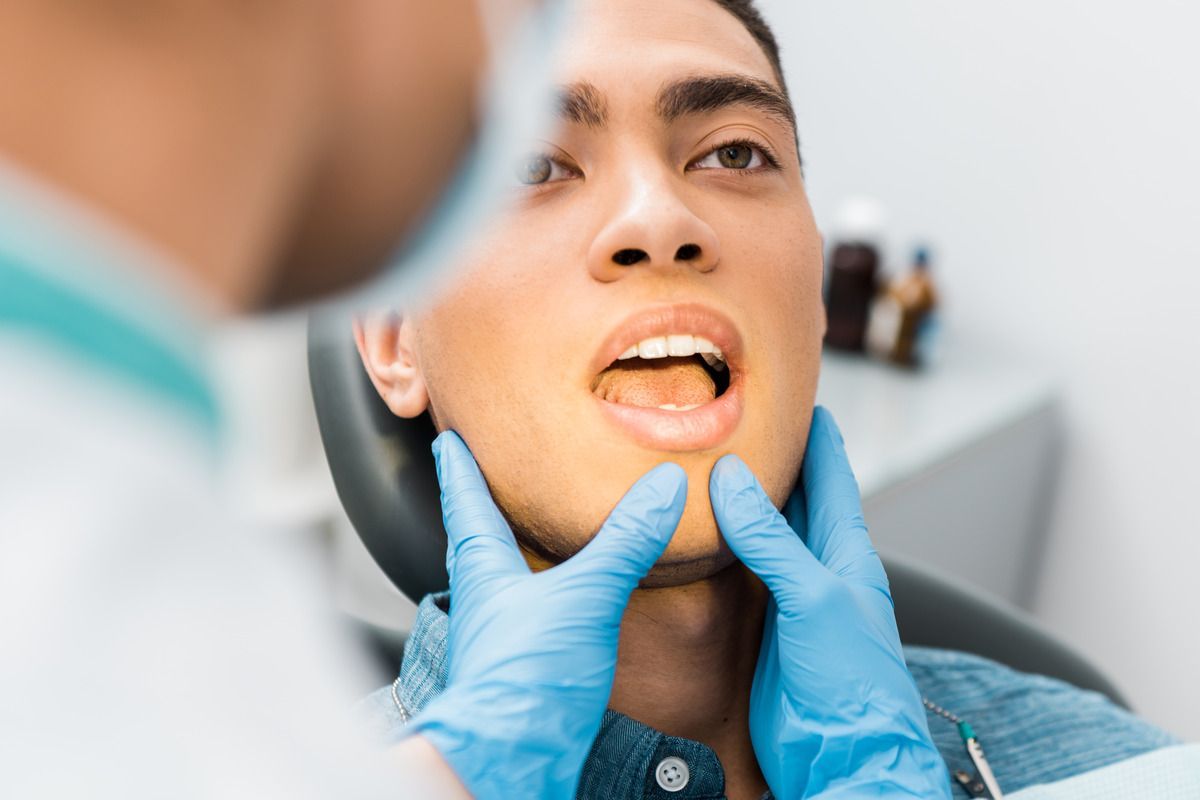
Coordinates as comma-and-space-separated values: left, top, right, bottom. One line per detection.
816, 341, 1058, 498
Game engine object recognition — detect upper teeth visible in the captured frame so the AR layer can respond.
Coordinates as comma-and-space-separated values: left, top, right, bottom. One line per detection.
618, 335, 726, 370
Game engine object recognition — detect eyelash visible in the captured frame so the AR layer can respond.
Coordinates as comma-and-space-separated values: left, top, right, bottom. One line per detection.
690, 137, 782, 173
516, 136, 782, 191
514, 154, 579, 191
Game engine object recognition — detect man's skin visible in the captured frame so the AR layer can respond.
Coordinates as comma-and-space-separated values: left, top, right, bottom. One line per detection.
357, 2, 825, 797
0, 1, 519, 794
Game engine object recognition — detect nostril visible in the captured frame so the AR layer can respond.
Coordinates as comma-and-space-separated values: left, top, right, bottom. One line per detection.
612, 248, 648, 266
675, 243, 702, 262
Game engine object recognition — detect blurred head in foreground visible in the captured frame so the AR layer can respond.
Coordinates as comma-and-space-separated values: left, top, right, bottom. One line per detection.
0, 0, 516, 310
357, 0, 826, 586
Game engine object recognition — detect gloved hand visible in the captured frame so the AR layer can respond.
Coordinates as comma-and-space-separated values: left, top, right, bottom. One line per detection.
710, 407, 951, 799
409, 431, 688, 800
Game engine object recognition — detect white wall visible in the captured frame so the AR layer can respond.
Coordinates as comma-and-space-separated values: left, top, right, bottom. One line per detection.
757, 0, 1200, 738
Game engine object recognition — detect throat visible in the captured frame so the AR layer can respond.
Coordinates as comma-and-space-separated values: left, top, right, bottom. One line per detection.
609, 564, 768, 799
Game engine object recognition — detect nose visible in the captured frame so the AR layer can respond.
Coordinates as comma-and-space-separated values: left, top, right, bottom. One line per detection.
587, 171, 721, 282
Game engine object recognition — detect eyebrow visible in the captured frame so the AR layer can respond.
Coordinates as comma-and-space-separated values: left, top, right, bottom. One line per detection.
557, 81, 609, 128
556, 74, 797, 133
656, 74, 796, 131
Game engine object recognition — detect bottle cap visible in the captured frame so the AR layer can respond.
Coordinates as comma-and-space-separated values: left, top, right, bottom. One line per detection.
831, 197, 887, 244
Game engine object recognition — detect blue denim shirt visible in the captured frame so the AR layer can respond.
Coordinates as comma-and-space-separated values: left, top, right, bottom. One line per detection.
360, 593, 1176, 799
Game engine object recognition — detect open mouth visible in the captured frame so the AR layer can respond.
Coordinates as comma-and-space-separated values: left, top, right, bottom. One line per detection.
588, 305, 745, 452
590, 335, 732, 411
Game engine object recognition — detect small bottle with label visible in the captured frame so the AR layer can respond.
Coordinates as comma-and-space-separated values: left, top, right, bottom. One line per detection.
866, 247, 939, 368
824, 198, 886, 353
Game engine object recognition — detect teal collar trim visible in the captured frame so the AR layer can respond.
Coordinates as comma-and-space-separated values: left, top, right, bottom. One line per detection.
0, 254, 220, 434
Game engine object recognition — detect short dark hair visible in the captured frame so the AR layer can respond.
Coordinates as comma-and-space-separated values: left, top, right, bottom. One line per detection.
710, 0, 789, 98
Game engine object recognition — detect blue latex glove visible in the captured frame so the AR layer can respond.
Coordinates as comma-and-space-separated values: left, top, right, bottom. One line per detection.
410, 432, 688, 800
710, 407, 951, 799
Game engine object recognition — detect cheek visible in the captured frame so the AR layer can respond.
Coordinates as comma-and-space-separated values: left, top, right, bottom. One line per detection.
733, 213, 824, 503
414, 272, 518, 439
412, 269, 601, 549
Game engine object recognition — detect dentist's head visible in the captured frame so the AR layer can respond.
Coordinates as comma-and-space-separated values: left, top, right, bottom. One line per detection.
0, 0, 528, 311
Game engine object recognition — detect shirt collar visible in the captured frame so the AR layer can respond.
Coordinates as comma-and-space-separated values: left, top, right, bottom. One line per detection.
0, 158, 220, 434
397, 592, 740, 800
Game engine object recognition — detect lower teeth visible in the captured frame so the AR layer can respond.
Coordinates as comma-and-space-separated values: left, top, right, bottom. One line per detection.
657, 403, 703, 412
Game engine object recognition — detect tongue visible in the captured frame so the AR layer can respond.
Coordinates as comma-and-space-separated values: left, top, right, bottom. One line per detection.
593, 357, 716, 408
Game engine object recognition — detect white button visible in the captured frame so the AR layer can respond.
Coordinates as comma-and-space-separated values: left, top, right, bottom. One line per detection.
654, 756, 690, 792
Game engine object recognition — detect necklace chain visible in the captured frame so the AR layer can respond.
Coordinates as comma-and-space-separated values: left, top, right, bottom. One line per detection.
922, 696, 962, 724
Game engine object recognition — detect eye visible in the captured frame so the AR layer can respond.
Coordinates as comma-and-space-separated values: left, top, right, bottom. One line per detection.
690, 140, 776, 172
515, 153, 574, 186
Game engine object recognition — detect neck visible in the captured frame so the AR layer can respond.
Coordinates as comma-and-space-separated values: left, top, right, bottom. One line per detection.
0, 4, 323, 311
611, 562, 769, 800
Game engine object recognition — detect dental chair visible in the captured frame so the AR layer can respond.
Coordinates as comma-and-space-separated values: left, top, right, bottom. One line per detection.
308, 318, 1130, 709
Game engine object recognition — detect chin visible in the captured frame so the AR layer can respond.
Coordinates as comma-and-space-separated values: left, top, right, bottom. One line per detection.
494, 427, 804, 585
640, 552, 738, 588
508, 492, 737, 587
638, 512, 737, 588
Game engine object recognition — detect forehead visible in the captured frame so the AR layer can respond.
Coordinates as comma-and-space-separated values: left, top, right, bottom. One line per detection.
558, 0, 780, 102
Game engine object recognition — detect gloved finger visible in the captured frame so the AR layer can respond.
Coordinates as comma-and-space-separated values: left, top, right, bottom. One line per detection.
801, 407, 889, 594
710, 454, 830, 612
433, 431, 529, 591
781, 473, 809, 546
562, 462, 688, 596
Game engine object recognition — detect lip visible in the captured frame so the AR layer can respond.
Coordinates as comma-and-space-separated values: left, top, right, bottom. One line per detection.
589, 303, 746, 452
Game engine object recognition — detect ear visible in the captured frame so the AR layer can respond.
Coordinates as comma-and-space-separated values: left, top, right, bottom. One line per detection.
353, 312, 430, 418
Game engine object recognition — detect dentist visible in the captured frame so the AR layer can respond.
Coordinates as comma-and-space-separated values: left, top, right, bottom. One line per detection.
0, 1, 569, 796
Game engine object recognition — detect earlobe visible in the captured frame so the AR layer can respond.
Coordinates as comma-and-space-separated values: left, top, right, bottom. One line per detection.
353, 312, 430, 419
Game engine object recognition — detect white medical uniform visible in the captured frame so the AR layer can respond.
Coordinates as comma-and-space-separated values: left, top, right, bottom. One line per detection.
0, 161, 393, 798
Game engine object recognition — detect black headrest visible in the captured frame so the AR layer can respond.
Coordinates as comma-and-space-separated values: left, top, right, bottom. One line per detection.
307, 312, 448, 602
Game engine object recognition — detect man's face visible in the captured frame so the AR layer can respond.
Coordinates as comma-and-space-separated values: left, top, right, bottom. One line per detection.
361, 0, 825, 585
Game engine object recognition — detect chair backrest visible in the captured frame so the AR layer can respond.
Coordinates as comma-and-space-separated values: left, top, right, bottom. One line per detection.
883, 551, 1127, 707
308, 315, 1129, 709
309, 313, 449, 601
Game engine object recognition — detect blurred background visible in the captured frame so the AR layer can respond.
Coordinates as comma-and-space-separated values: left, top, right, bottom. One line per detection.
211, 1, 1200, 741
758, 0, 1200, 740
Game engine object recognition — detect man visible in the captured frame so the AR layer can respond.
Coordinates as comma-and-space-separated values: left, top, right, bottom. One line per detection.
355, 0, 1177, 797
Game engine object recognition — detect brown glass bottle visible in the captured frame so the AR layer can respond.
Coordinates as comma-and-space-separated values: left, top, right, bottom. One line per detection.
824, 242, 881, 352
